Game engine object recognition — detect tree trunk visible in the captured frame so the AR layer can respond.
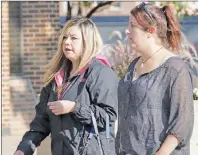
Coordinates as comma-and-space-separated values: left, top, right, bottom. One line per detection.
67, 1, 72, 21
77, 2, 82, 16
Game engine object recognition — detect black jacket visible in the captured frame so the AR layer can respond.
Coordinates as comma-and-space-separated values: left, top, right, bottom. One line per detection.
17, 58, 119, 155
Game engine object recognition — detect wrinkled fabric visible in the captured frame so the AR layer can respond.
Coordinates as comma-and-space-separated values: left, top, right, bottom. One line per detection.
116, 57, 194, 155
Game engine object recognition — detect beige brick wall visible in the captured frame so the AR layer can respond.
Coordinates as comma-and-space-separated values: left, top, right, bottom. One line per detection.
2, 1, 60, 136
2, 1, 11, 132
9, 77, 36, 135
22, 1, 60, 94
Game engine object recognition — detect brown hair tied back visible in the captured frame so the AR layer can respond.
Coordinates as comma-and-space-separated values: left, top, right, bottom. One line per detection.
162, 5, 181, 51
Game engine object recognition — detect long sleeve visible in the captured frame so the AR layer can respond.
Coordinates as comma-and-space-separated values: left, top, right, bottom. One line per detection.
17, 85, 51, 155
73, 65, 119, 129
166, 66, 194, 148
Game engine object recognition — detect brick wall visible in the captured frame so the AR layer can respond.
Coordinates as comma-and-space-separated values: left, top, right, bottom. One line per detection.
2, 1, 60, 136
22, 1, 60, 94
9, 77, 37, 135
2, 1, 11, 133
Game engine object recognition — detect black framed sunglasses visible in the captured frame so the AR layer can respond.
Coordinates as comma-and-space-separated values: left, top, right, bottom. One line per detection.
132, 2, 154, 23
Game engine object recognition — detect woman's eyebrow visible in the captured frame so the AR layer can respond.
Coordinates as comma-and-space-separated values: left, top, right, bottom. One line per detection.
71, 34, 79, 36
63, 34, 79, 37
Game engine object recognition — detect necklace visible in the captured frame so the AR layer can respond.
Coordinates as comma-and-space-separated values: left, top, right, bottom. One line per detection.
141, 46, 163, 64
132, 46, 163, 81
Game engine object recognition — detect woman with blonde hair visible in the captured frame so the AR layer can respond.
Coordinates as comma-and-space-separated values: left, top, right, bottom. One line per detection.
14, 18, 118, 155
116, 2, 194, 155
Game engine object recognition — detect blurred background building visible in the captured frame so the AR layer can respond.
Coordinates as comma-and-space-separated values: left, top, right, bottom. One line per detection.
1, 1, 198, 155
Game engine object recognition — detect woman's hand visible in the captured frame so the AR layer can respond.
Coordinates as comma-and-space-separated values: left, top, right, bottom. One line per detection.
13, 150, 24, 155
48, 100, 76, 115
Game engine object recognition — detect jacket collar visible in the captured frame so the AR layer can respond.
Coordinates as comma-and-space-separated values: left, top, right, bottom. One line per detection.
55, 56, 111, 87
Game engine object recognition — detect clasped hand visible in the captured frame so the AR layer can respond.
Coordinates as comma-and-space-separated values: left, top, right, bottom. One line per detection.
48, 100, 76, 115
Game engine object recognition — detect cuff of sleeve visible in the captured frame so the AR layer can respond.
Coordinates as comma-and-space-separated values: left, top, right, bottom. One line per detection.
17, 140, 35, 155
73, 101, 81, 114
167, 132, 185, 148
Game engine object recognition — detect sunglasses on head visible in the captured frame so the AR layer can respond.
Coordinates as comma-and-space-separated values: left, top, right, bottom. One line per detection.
132, 2, 154, 23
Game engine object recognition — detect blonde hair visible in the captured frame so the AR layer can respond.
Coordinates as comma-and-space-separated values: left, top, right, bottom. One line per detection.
44, 18, 103, 87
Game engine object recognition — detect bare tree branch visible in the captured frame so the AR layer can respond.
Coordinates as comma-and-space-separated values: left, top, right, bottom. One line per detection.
93, 1, 119, 14
86, 1, 116, 18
